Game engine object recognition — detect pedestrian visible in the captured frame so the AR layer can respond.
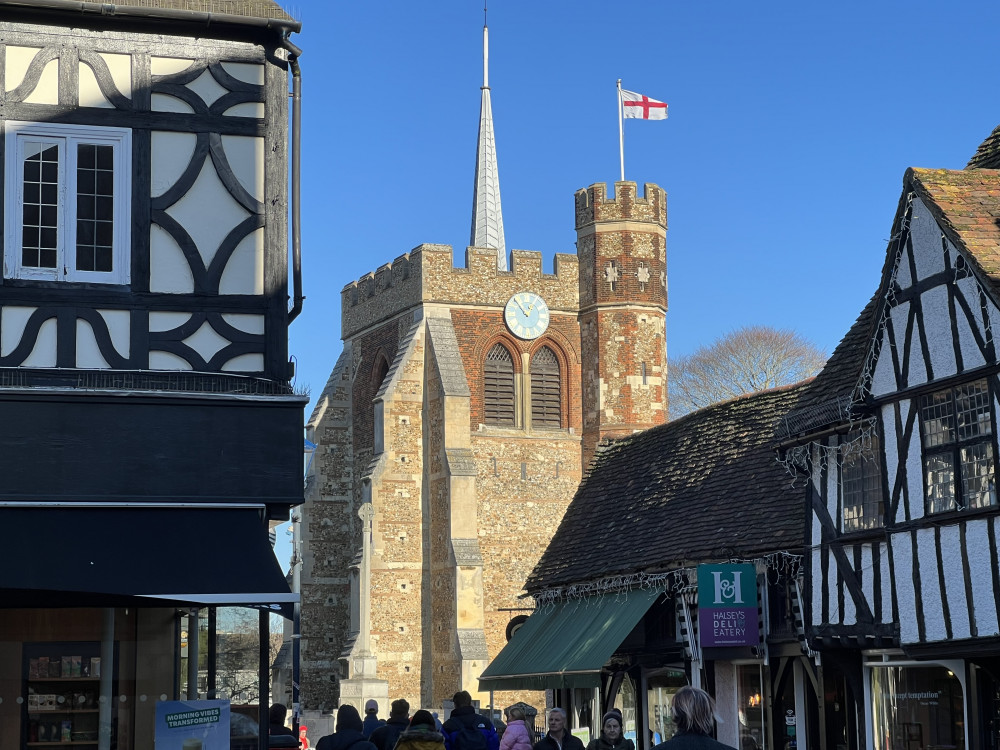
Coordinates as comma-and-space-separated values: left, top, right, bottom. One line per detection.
395, 710, 447, 750
649, 686, 737, 750
364, 700, 387, 739
586, 711, 633, 750
371, 699, 411, 750
499, 706, 532, 750
442, 691, 500, 750
532, 708, 584, 750
269, 703, 295, 736
317, 704, 380, 750
432, 713, 444, 732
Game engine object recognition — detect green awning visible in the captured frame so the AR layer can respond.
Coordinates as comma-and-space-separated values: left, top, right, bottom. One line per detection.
479, 588, 663, 691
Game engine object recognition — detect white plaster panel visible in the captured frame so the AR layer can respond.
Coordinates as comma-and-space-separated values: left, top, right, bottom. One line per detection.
22, 318, 57, 367
149, 351, 192, 370
76, 320, 110, 368
222, 353, 264, 372
827, 560, 840, 625
955, 276, 988, 371
880, 406, 898, 518
98, 53, 131, 98
947, 242, 959, 270
99, 309, 130, 358
220, 62, 264, 85
894, 246, 912, 290
187, 69, 228, 107
78, 62, 112, 108
6, 47, 46, 94
939, 524, 970, 639
151, 132, 199, 198
810, 444, 822, 494
905, 410, 924, 522
150, 225, 195, 293
151, 57, 194, 76
25, 58, 59, 105
223, 102, 265, 118
892, 532, 918, 643
843, 548, 857, 626
151, 93, 194, 114
811, 548, 823, 627
221, 135, 264, 201
871, 327, 896, 397
989, 295, 1000, 353
165, 159, 249, 266
879, 543, 893, 622
921, 285, 958, 380
917, 527, 946, 641
972, 521, 1000, 636
861, 544, 874, 619
183, 321, 230, 361
909, 197, 946, 281
221, 313, 264, 335
149, 311, 191, 332
826, 436, 838, 525
1, 306, 35, 356
219, 229, 264, 295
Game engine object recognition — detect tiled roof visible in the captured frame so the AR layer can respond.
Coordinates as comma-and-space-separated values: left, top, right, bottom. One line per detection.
525, 383, 809, 594
967, 124, 1000, 169
6, 0, 295, 23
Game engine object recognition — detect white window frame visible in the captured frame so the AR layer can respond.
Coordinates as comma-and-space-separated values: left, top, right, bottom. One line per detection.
4, 121, 131, 284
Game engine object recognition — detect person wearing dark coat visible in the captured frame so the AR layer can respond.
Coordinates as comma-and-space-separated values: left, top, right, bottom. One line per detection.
649, 687, 737, 750
585, 711, 632, 750
269, 703, 295, 736
532, 708, 584, 750
395, 710, 447, 750
364, 700, 387, 739
317, 705, 380, 750
371, 699, 411, 750
442, 691, 500, 750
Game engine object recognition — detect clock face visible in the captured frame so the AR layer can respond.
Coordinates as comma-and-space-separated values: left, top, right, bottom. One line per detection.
504, 292, 550, 340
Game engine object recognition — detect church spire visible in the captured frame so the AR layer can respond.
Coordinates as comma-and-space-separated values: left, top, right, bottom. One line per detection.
470, 8, 507, 271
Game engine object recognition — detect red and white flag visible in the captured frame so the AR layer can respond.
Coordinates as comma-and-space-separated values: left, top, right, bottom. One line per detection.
621, 89, 668, 120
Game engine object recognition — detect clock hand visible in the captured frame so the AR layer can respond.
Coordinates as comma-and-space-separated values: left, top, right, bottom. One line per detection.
515, 299, 530, 316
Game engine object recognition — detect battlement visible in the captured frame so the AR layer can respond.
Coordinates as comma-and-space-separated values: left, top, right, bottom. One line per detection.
341, 244, 580, 340
575, 181, 667, 229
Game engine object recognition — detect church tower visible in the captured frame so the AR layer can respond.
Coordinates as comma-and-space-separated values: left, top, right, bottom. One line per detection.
576, 181, 669, 465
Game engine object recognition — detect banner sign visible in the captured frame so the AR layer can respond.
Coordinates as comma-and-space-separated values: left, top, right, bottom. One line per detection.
154, 699, 231, 750
697, 563, 760, 648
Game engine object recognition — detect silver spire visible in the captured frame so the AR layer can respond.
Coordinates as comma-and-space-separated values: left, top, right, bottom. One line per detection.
470, 16, 507, 271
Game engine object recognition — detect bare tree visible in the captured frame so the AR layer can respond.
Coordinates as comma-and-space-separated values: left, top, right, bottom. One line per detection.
669, 326, 826, 418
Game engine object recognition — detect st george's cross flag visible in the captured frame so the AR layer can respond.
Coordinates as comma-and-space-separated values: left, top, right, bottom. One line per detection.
621, 89, 668, 120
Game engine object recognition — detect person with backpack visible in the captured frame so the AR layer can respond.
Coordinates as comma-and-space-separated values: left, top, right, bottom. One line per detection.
442, 691, 500, 750
316, 705, 380, 750
395, 710, 447, 750
371, 699, 411, 750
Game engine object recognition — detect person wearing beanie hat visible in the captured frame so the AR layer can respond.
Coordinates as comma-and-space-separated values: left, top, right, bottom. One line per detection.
371, 699, 411, 750
585, 712, 634, 750
394, 710, 445, 750
363, 700, 387, 739
316, 705, 380, 750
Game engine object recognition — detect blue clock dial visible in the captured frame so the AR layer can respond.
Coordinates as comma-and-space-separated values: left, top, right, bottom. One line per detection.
504, 292, 550, 340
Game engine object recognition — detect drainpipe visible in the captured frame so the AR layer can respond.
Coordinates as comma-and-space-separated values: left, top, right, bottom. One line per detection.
283, 36, 304, 323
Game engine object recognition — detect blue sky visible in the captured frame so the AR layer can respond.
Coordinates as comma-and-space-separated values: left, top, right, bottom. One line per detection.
272, 0, 1000, 567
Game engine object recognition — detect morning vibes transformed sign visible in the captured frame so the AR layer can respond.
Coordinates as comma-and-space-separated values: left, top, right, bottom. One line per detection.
697, 563, 760, 648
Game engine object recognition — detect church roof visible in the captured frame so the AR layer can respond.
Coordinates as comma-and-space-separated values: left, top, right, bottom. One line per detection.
525, 382, 809, 594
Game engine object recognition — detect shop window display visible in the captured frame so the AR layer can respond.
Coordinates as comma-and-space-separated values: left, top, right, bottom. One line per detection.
646, 669, 687, 743
870, 664, 965, 750
737, 664, 766, 750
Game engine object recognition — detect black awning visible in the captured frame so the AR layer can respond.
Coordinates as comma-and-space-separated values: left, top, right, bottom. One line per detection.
0, 506, 296, 615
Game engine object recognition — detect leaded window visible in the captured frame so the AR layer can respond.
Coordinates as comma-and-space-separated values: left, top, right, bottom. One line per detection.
841, 431, 884, 532
530, 346, 561, 428
484, 344, 515, 425
4, 121, 130, 284
920, 378, 997, 514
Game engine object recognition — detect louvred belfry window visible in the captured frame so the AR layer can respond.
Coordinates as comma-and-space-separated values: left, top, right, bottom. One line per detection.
530, 346, 561, 428
485, 344, 515, 425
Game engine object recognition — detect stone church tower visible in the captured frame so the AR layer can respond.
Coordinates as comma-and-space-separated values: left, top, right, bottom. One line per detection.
299, 20, 668, 722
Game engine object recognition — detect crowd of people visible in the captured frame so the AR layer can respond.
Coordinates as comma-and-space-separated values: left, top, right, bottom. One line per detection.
273, 685, 737, 750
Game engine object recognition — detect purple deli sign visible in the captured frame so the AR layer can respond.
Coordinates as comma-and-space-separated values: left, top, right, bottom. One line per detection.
697, 563, 760, 648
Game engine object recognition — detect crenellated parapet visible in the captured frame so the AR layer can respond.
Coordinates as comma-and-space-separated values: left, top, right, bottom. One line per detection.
574, 181, 667, 229
341, 244, 579, 339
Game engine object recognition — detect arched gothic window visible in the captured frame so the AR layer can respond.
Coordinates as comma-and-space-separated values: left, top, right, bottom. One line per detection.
484, 344, 515, 425
530, 346, 561, 428
373, 355, 390, 393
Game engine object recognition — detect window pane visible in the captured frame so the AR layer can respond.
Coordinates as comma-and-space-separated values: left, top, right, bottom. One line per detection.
75, 143, 114, 273
961, 442, 996, 510
871, 666, 965, 750
842, 433, 884, 532
21, 141, 60, 269
955, 378, 993, 440
925, 454, 956, 514
920, 390, 955, 447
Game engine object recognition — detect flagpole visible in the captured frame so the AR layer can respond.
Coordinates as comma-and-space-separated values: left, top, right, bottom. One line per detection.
617, 79, 625, 182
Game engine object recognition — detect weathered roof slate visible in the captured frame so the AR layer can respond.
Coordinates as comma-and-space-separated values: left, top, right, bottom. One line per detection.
525, 382, 809, 594
2, 0, 295, 23
967, 124, 1000, 169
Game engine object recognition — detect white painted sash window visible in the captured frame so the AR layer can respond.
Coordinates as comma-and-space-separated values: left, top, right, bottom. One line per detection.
4, 121, 131, 284
920, 378, 997, 514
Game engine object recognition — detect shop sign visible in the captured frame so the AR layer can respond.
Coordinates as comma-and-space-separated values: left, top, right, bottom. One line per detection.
154, 699, 231, 750
696, 563, 760, 648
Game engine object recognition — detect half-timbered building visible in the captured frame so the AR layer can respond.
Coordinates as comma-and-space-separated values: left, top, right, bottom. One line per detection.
781, 127, 1000, 749
0, 2, 303, 748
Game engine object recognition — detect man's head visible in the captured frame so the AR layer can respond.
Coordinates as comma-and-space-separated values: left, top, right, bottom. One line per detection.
336, 704, 364, 733
390, 699, 410, 720
670, 686, 716, 736
269, 703, 288, 725
452, 691, 473, 709
365, 700, 379, 715
547, 708, 567, 736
